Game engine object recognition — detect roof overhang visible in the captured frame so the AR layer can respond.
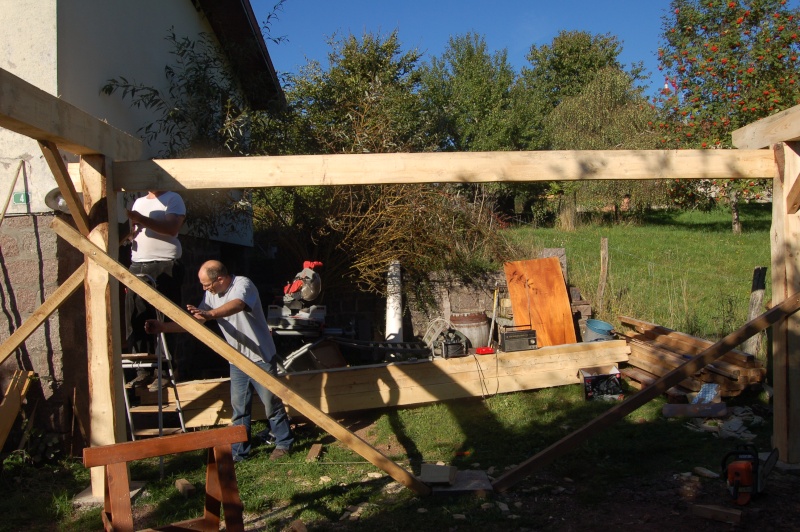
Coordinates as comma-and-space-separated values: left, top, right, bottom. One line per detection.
194, 0, 286, 110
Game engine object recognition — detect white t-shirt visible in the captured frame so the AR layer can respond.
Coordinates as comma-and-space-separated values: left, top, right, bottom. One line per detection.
130, 192, 185, 262
198, 275, 277, 363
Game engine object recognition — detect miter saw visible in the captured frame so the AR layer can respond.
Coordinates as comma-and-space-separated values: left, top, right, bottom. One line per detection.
267, 261, 327, 336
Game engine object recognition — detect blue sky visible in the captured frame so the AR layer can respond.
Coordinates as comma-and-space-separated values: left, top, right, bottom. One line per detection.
255, 1, 676, 97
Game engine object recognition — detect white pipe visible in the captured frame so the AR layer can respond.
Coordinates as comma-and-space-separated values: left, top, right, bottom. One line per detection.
385, 260, 403, 342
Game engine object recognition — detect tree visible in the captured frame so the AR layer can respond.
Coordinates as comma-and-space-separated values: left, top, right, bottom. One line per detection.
514, 31, 647, 227
515, 30, 641, 150
420, 33, 517, 152
544, 67, 668, 216
657, 0, 800, 232
254, 31, 520, 304
419, 33, 534, 217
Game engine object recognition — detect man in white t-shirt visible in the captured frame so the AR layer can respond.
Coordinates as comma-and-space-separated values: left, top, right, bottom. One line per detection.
124, 191, 186, 384
145, 260, 294, 462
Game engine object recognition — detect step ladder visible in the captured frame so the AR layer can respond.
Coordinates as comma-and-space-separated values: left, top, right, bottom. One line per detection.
122, 274, 186, 440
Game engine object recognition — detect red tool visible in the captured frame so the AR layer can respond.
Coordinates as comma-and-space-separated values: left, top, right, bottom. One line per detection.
475, 347, 495, 355
721, 445, 779, 505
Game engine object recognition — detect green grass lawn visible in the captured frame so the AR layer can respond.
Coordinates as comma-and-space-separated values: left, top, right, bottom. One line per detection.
506, 204, 773, 343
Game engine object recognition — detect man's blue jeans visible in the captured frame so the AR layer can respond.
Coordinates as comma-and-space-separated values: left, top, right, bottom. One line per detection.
229, 358, 294, 461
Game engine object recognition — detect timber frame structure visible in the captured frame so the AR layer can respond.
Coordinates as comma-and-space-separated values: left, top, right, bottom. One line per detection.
2, 65, 800, 498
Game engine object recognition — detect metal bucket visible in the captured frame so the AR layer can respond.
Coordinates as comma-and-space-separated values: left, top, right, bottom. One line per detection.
450, 311, 490, 348
583, 319, 614, 342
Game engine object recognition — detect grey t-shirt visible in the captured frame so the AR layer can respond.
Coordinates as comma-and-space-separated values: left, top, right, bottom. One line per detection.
198, 275, 276, 363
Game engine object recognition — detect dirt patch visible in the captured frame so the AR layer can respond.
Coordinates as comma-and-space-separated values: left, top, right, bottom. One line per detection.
340, 420, 800, 531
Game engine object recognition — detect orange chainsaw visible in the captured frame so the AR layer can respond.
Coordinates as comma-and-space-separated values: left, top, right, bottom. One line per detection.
721, 444, 779, 505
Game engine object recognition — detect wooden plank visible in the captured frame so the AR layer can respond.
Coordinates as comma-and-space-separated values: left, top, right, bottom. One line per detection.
504, 257, 576, 347
0, 264, 85, 365
662, 403, 728, 418
166, 345, 629, 425
52, 218, 430, 496
39, 141, 90, 235
775, 141, 800, 463
491, 292, 800, 492
690, 504, 742, 524
83, 425, 246, 467
741, 267, 767, 354
0, 370, 34, 449
732, 103, 800, 149
306, 443, 324, 462
85, 225, 125, 497
619, 316, 757, 367
771, 143, 789, 457
620, 366, 658, 387
0, 68, 142, 160
111, 149, 777, 192
627, 342, 702, 391
786, 169, 800, 214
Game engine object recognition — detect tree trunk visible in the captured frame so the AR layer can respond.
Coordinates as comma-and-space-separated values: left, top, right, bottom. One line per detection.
556, 191, 577, 231
729, 188, 742, 235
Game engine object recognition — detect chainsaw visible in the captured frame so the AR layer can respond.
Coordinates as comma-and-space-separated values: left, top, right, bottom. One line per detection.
720, 444, 779, 505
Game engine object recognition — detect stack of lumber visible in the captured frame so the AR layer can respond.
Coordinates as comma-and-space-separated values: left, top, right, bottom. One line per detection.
618, 316, 766, 401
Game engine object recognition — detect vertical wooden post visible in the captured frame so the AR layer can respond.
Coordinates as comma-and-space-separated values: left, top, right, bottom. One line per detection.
597, 237, 609, 311
80, 155, 125, 497
772, 142, 800, 464
741, 266, 767, 355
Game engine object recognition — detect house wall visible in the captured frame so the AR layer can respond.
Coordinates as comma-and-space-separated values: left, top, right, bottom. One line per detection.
0, 0, 257, 448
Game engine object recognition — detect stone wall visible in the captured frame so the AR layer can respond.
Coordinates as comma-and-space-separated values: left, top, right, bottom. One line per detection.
0, 214, 85, 445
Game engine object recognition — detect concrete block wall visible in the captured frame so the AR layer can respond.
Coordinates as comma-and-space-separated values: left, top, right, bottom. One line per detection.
0, 214, 86, 444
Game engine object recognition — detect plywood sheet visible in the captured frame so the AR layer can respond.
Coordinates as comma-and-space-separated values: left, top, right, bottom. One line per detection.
504, 257, 577, 347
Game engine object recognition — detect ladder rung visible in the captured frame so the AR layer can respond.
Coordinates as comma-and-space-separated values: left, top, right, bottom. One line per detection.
122, 353, 157, 360
132, 428, 184, 437
129, 404, 181, 414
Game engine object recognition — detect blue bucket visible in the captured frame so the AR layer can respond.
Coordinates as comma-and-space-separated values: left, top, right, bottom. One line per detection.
583, 319, 614, 342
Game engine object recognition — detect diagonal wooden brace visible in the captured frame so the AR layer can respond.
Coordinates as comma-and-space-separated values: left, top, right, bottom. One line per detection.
51, 216, 430, 495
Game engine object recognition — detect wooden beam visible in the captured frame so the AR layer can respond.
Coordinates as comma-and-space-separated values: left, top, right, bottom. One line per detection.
112, 149, 776, 191
491, 293, 800, 492
732, 103, 800, 149
785, 169, 800, 214
50, 217, 430, 496
0, 370, 34, 450
85, 224, 125, 497
0, 264, 85, 365
773, 141, 800, 463
39, 141, 91, 235
0, 67, 142, 160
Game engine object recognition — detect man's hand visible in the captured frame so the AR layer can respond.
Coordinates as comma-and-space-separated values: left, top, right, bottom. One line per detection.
187, 305, 211, 323
144, 319, 164, 334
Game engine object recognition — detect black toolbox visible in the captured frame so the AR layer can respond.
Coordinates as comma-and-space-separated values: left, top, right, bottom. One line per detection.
499, 325, 537, 352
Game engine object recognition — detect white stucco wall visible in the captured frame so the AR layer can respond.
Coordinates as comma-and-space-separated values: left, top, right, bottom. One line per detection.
57, 0, 214, 157
0, 0, 58, 214
0, 0, 253, 245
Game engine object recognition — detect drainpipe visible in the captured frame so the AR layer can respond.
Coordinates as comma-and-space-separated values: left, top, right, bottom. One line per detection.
385, 260, 403, 342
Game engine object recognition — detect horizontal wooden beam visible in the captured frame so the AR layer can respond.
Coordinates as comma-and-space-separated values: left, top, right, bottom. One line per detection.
0, 67, 142, 160
112, 149, 776, 191
732, 104, 800, 149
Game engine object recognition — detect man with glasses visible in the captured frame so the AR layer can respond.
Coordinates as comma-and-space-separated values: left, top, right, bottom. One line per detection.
145, 260, 293, 462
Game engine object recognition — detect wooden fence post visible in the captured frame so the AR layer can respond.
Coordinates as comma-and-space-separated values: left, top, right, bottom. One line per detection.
741, 266, 767, 355
597, 237, 609, 311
